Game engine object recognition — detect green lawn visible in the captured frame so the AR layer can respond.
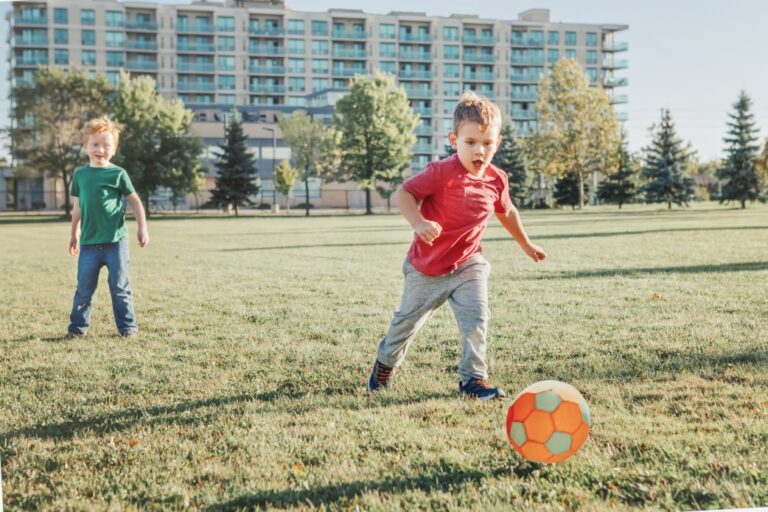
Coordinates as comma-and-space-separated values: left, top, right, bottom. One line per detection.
1, 203, 767, 511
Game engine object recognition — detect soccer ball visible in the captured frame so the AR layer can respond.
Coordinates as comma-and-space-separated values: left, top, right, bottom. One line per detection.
506, 380, 590, 463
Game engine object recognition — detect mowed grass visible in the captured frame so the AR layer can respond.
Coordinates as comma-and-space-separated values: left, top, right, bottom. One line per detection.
1, 203, 767, 511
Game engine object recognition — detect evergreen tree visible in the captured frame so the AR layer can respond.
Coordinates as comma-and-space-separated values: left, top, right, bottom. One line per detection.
597, 134, 637, 208
492, 123, 530, 207
207, 113, 259, 215
640, 110, 695, 209
553, 171, 588, 209
717, 91, 762, 208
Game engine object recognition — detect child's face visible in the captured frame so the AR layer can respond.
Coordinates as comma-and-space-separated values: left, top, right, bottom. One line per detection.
449, 121, 501, 176
85, 131, 116, 167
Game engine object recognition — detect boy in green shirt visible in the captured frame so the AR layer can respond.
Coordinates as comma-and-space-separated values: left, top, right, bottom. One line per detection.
66, 116, 149, 338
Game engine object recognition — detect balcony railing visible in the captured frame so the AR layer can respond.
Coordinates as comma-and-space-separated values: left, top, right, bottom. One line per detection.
332, 68, 365, 77
332, 30, 367, 40
463, 72, 494, 81
125, 21, 158, 31
249, 84, 286, 93
463, 35, 495, 45
15, 36, 48, 46
178, 82, 216, 91
125, 40, 158, 51
611, 94, 628, 104
412, 107, 433, 116
398, 70, 432, 79
616, 112, 629, 121
412, 144, 432, 153
399, 52, 432, 61
511, 73, 543, 82
177, 62, 215, 72
14, 16, 48, 25
511, 37, 544, 47
603, 76, 628, 87
15, 57, 49, 66
463, 54, 495, 62
125, 60, 158, 71
402, 87, 431, 97
332, 49, 367, 58
106, 20, 124, 28
414, 125, 432, 135
511, 110, 536, 119
249, 65, 285, 74
603, 41, 629, 52
511, 56, 545, 65
602, 59, 628, 70
249, 27, 285, 36
177, 23, 214, 33
177, 43, 215, 52
511, 92, 538, 101
249, 45, 286, 55
399, 33, 432, 42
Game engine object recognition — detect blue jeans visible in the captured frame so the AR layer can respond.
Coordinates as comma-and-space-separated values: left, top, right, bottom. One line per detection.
68, 237, 137, 335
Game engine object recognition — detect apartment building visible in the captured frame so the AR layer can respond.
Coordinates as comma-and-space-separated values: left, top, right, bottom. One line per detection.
5, 0, 627, 210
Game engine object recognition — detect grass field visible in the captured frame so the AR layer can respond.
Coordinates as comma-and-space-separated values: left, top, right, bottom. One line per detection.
1, 203, 767, 511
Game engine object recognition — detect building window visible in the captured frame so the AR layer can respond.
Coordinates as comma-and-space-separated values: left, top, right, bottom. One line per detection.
379, 24, 396, 39
586, 50, 597, 65
54, 28, 68, 45
217, 16, 235, 32
586, 68, 597, 83
547, 49, 559, 63
444, 63, 459, 78
106, 51, 124, 66
311, 59, 327, 73
220, 94, 236, 105
312, 77, 328, 92
565, 49, 576, 59
288, 19, 305, 35
81, 30, 96, 46
218, 36, 235, 52
53, 8, 68, 24
81, 50, 96, 66
54, 49, 69, 65
287, 96, 306, 107
586, 32, 598, 47
288, 77, 305, 92
311, 40, 328, 55
218, 55, 235, 71
288, 39, 305, 54
106, 71, 120, 87
380, 42, 396, 58
289, 58, 306, 73
443, 26, 459, 41
565, 31, 577, 45
106, 11, 124, 27
547, 31, 559, 45
311, 20, 328, 36
379, 61, 395, 74
444, 45, 459, 59
530, 30, 544, 45
81, 9, 95, 26
444, 82, 460, 96
218, 75, 235, 90
105, 31, 124, 48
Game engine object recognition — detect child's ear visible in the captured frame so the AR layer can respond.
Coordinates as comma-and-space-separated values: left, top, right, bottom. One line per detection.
448, 131, 458, 150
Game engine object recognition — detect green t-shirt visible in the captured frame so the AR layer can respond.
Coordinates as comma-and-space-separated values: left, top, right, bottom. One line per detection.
70, 164, 135, 245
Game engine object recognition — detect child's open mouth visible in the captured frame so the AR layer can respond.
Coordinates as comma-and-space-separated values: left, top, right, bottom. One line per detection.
472, 159, 484, 169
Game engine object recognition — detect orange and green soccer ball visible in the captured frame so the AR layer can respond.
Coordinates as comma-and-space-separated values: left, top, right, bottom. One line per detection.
506, 380, 590, 463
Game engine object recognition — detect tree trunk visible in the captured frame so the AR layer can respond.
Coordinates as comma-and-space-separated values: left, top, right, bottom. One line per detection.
304, 176, 310, 217
741, 199, 746, 209
668, 201, 672, 210
62, 170, 72, 218
234, 204, 239, 216
142, 192, 152, 219
578, 173, 584, 209
365, 188, 372, 215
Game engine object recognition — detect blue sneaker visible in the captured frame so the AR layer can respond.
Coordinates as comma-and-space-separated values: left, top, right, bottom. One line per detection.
367, 360, 395, 393
459, 378, 505, 401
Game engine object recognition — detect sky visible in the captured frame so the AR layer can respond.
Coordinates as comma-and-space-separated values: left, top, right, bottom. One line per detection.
1, 0, 767, 162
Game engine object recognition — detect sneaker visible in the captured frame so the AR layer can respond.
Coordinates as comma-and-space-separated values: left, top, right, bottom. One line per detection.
459, 378, 506, 401
120, 330, 138, 338
367, 360, 395, 393
63, 332, 85, 340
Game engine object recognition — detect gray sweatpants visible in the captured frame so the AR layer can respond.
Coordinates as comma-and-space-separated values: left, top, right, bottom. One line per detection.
377, 253, 492, 383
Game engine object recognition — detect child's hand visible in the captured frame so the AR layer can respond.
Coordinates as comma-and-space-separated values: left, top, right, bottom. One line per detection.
69, 237, 79, 256
523, 243, 546, 262
415, 220, 442, 246
137, 228, 150, 248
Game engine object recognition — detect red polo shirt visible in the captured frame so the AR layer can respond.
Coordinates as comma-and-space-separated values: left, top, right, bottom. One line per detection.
402, 154, 514, 276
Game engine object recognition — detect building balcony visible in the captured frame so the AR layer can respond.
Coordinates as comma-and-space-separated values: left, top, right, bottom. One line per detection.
13, 16, 48, 26
14, 36, 48, 46
177, 23, 214, 33
511, 109, 536, 119
178, 82, 216, 91
398, 70, 432, 79
250, 84, 286, 93
470, 90, 495, 99
399, 33, 432, 42
611, 94, 628, 104
332, 30, 367, 40
125, 21, 158, 31
106, 20, 124, 28
249, 65, 286, 74
603, 76, 628, 87
177, 43, 215, 52
511, 56, 545, 65
106, 41, 125, 48
463, 72, 494, 81
125, 41, 158, 51
402, 86, 432, 97
177, 62, 215, 72
511, 92, 538, 101
14, 57, 49, 67
412, 107, 433, 116
332, 49, 367, 59
414, 125, 432, 135
603, 41, 629, 52
399, 52, 432, 61
249, 45, 286, 55
379, 52, 397, 59
602, 59, 628, 70
511, 37, 544, 47
126, 60, 158, 71
332, 68, 365, 77
616, 111, 628, 121
249, 27, 286, 36
463, 35, 495, 45
511, 73, 543, 83
412, 144, 432, 153
462, 54, 495, 63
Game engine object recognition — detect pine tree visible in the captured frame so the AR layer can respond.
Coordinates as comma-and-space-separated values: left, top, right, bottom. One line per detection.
207, 113, 259, 216
553, 171, 587, 209
597, 134, 637, 208
492, 123, 530, 207
640, 110, 695, 209
717, 91, 762, 209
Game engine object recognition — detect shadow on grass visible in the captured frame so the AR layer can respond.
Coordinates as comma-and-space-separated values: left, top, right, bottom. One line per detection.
0, 389, 449, 443
0, 216, 67, 225
532, 261, 768, 280
218, 226, 767, 252
206, 460, 515, 510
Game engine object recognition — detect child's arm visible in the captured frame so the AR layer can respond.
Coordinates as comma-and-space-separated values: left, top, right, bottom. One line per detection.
69, 198, 81, 256
393, 185, 442, 246
495, 207, 546, 262
126, 192, 149, 247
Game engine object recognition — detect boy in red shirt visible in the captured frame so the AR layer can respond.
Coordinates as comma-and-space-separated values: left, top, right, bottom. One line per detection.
368, 92, 546, 400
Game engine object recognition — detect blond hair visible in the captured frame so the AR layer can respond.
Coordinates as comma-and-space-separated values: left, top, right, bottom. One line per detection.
452, 91, 502, 134
81, 116, 120, 148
